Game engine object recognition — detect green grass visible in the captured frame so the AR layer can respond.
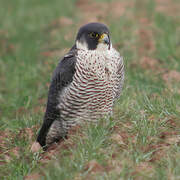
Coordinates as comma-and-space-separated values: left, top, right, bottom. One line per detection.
0, 0, 180, 179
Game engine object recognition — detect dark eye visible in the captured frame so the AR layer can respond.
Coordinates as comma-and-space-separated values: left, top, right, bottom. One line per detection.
89, 32, 99, 38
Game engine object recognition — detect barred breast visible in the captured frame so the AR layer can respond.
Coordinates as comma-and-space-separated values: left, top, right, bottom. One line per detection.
57, 48, 124, 130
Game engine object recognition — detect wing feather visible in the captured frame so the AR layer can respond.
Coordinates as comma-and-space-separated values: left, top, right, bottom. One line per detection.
37, 46, 77, 147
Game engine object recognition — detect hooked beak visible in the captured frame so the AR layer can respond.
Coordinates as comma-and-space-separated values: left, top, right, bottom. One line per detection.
98, 33, 110, 45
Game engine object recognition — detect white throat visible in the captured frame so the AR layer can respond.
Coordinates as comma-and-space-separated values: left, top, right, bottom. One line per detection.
96, 43, 111, 51
76, 40, 112, 51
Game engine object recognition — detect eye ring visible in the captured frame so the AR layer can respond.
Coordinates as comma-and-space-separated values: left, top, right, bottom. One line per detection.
89, 32, 99, 38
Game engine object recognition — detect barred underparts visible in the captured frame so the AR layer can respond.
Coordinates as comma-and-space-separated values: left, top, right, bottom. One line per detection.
46, 48, 124, 145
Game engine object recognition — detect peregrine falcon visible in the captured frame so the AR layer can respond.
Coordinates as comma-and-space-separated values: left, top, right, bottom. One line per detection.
36, 22, 124, 149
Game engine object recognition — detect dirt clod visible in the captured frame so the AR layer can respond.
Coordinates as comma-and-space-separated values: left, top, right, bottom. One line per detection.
84, 160, 104, 173
24, 173, 41, 180
31, 142, 41, 153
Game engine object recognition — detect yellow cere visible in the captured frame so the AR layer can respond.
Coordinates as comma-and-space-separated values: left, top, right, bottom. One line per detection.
99, 34, 105, 40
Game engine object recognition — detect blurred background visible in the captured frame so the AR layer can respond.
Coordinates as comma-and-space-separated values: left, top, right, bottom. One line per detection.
0, 0, 180, 179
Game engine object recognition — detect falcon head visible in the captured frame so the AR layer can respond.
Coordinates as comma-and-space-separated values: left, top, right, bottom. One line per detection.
75, 22, 111, 51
